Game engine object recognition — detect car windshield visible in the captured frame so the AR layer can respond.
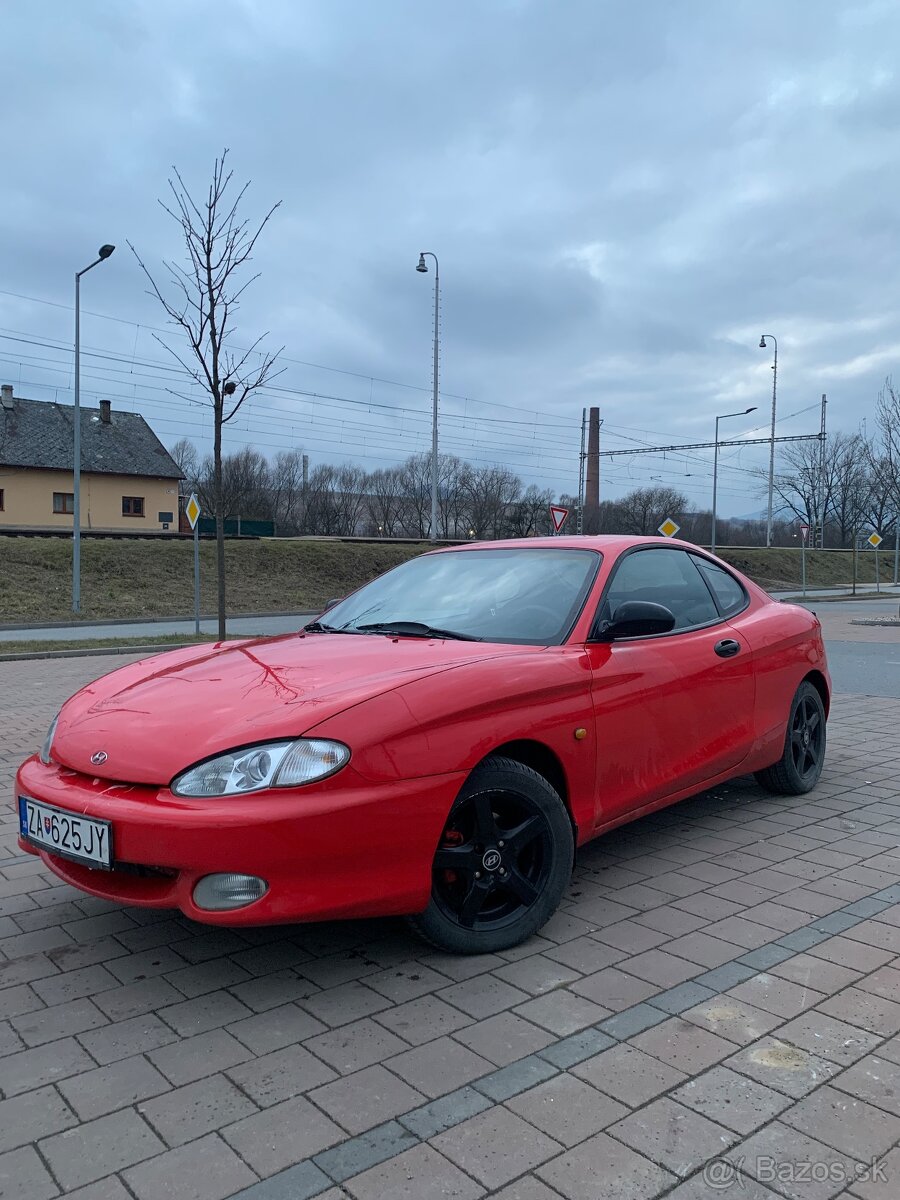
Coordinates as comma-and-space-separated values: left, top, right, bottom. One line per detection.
318, 548, 600, 645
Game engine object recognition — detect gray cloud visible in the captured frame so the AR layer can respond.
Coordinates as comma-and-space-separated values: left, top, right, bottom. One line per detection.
2, 0, 899, 512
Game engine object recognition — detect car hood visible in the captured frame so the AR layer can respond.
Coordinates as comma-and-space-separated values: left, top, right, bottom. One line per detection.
50, 632, 522, 785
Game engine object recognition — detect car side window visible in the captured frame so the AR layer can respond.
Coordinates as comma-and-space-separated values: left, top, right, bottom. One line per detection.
693, 557, 748, 618
600, 548, 719, 632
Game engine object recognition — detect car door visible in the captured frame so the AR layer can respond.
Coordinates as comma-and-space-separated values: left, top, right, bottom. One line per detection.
583, 546, 756, 830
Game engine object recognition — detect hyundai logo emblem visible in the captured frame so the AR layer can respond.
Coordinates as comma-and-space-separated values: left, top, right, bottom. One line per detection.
482, 849, 502, 872
90, 751, 108, 766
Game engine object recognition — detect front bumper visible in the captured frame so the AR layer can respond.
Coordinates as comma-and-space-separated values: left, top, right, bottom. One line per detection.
15, 756, 465, 925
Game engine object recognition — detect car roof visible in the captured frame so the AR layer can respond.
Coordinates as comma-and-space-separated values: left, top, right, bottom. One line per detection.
430, 535, 703, 554
426, 535, 769, 607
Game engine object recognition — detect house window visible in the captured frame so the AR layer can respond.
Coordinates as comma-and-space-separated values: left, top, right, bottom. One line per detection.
0, 489, 4, 511
122, 496, 145, 517
53, 492, 75, 515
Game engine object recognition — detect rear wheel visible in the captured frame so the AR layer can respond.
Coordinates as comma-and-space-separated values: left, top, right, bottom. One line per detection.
754, 681, 826, 795
408, 756, 573, 954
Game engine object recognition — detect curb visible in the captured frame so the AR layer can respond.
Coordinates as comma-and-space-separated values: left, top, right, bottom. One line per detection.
777, 592, 897, 603
0, 643, 200, 663
0, 611, 316, 632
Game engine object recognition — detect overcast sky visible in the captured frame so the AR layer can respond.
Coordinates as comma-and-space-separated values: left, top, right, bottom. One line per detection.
3, 0, 899, 515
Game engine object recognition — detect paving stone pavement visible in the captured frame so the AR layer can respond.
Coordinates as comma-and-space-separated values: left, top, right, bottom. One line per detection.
2, 656, 900, 1198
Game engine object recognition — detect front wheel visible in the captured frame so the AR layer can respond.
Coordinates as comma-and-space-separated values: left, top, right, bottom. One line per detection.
754, 681, 826, 795
408, 756, 574, 954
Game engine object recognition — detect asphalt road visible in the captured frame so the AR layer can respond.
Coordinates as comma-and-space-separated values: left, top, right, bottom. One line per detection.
793, 598, 900, 616
783, 597, 900, 698
820, 639, 900, 698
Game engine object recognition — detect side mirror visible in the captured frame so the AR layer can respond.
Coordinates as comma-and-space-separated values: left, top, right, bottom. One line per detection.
323, 597, 343, 611
594, 600, 676, 641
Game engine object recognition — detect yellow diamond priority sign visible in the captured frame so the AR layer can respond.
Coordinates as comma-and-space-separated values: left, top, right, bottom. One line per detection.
185, 493, 202, 531
868, 532, 883, 548
658, 517, 680, 538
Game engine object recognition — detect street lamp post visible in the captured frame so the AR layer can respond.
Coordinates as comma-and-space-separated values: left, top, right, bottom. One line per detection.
73, 244, 115, 613
416, 252, 439, 541
759, 334, 778, 547
711, 406, 757, 556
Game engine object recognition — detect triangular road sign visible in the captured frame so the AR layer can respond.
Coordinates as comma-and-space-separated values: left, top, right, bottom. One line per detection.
550, 505, 569, 533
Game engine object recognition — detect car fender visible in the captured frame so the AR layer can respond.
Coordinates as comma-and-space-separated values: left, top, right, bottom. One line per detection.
730, 603, 830, 761
306, 647, 597, 838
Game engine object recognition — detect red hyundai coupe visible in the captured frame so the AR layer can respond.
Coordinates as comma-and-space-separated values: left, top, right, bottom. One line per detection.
16, 536, 829, 953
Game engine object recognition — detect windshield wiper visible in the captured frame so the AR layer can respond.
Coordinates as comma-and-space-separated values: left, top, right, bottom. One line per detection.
354, 621, 482, 641
302, 620, 358, 634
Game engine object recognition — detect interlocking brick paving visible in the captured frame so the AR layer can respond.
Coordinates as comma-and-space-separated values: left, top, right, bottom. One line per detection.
2, 653, 900, 1198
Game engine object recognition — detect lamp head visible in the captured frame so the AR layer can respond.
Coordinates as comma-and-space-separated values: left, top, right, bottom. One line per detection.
758, 336, 766, 349
98, 244, 115, 260
416, 253, 428, 273
745, 406, 758, 413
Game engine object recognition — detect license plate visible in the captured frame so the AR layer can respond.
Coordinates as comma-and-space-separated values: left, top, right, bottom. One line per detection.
18, 797, 112, 868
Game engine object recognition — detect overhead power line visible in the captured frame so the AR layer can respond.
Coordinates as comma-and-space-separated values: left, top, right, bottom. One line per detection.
0, 289, 556, 421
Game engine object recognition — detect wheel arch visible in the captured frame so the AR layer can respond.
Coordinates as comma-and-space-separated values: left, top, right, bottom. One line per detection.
802, 669, 830, 718
478, 738, 577, 839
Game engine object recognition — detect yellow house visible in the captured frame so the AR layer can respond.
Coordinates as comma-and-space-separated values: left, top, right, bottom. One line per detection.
0, 387, 182, 532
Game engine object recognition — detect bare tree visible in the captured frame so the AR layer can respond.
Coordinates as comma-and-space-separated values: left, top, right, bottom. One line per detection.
333, 465, 368, 535
304, 464, 343, 535
169, 437, 199, 490
130, 150, 283, 637
398, 453, 434, 538
874, 377, 900, 540
828, 432, 871, 546
504, 484, 555, 537
766, 431, 876, 547
876, 378, 900, 488
617, 486, 688, 535
437, 455, 467, 538
862, 447, 895, 539
366, 466, 406, 536
678, 508, 712, 546
771, 436, 832, 538
197, 447, 271, 524
463, 464, 521, 538
270, 449, 306, 534
582, 498, 623, 535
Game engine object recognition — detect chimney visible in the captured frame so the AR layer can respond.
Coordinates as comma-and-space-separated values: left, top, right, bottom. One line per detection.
585, 406, 600, 508
0, 384, 13, 410
99, 399, 111, 424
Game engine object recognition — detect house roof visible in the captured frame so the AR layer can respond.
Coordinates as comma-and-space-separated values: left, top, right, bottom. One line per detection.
0, 394, 182, 479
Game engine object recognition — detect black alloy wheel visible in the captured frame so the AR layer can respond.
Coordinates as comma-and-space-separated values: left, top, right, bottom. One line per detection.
755, 680, 826, 796
789, 693, 824, 781
408, 756, 573, 954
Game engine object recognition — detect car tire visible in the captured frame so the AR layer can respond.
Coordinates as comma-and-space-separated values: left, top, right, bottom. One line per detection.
754, 681, 826, 796
408, 756, 574, 955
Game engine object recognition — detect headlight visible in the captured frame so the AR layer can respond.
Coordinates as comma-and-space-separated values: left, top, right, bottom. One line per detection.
40, 714, 59, 765
170, 739, 350, 797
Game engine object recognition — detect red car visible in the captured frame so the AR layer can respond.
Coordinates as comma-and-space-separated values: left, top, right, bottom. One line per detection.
16, 537, 829, 954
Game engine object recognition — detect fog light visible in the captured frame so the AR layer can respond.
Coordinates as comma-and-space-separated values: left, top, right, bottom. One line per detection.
193, 873, 268, 911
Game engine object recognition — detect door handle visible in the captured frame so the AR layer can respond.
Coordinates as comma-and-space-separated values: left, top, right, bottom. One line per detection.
714, 639, 741, 658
